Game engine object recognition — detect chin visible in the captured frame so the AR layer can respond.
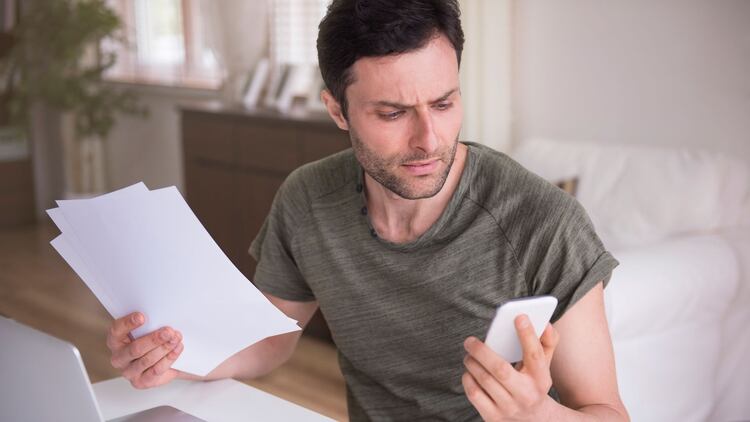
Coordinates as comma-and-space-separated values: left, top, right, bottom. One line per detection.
394, 175, 447, 200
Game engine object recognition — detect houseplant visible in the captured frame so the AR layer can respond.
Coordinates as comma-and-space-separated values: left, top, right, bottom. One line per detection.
0, 0, 146, 210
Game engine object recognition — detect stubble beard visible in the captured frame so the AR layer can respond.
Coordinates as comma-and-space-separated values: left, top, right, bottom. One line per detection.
350, 128, 459, 200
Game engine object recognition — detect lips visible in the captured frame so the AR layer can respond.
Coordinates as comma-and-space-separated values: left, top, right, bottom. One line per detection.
402, 159, 440, 176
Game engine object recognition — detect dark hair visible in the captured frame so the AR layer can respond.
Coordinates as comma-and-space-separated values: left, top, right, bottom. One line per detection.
317, 0, 464, 119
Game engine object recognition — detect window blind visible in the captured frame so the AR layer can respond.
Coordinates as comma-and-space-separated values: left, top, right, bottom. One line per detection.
270, 0, 328, 65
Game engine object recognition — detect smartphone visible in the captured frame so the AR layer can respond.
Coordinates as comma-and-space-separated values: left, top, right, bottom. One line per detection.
483, 295, 558, 363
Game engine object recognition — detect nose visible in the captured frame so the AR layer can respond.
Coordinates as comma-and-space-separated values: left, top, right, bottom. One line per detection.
409, 109, 439, 155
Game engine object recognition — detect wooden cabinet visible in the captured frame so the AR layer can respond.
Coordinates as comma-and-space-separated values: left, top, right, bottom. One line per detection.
181, 102, 349, 342
0, 158, 35, 227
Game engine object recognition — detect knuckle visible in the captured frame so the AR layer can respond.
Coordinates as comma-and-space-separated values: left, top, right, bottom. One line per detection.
121, 364, 138, 380
151, 364, 165, 377
551, 326, 560, 341
109, 355, 121, 369
461, 372, 473, 388
150, 363, 163, 377
478, 370, 493, 386
527, 349, 543, 362
492, 361, 510, 379
107, 326, 119, 343
154, 329, 168, 343
463, 378, 478, 398
137, 355, 154, 372
467, 387, 481, 400
129, 344, 142, 359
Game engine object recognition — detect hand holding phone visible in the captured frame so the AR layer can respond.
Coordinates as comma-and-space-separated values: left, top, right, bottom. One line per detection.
483, 295, 558, 363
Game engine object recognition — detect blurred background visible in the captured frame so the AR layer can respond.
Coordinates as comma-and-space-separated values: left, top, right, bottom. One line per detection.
0, 1, 748, 421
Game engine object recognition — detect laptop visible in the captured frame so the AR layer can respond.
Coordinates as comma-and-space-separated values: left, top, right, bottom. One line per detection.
0, 316, 204, 422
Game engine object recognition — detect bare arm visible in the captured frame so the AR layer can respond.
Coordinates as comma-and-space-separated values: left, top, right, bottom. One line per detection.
462, 281, 630, 421
179, 293, 319, 381
547, 282, 630, 421
107, 292, 318, 389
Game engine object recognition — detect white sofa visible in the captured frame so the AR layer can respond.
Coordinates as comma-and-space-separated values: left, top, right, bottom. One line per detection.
511, 138, 750, 422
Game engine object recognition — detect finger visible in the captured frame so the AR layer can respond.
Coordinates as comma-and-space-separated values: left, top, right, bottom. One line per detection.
136, 343, 184, 389
122, 332, 181, 379
111, 327, 175, 369
148, 341, 184, 379
464, 355, 513, 406
515, 314, 548, 380
462, 371, 502, 421
539, 323, 560, 365
107, 312, 144, 350
464, 337, 525, 396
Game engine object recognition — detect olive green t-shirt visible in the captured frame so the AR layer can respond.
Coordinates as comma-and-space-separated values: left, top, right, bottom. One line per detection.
249, 142, 618, 421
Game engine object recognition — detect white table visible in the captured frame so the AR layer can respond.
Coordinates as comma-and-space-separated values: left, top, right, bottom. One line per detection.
93, 377, 335, 421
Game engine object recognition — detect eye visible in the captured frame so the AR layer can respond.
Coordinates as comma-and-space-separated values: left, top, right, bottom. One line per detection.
379, 111, 404, 121
433, 102, 453, 111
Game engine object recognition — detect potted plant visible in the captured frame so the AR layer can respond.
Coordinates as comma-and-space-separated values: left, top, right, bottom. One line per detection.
0, 0, 146, 217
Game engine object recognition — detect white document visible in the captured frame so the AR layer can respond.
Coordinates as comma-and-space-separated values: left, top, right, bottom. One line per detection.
47, 183, 300, 376
48, 183, 150, 317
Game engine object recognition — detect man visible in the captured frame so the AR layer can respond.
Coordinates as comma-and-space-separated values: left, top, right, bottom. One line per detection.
106, 1, 630, 420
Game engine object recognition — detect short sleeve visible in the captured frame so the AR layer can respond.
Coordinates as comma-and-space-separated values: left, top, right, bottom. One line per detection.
248, 171, 316, 302
505, 174, 619, 323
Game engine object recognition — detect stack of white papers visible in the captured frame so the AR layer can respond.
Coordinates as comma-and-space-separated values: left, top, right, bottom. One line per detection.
47, 182, 300, 376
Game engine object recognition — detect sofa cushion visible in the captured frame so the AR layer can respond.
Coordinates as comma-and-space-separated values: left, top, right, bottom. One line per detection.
512, 138, 750, 249
604, 234, 738, 341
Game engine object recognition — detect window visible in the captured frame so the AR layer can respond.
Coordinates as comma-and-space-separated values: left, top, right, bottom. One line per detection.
104, 0, 222, 89
270, 0, 328, 66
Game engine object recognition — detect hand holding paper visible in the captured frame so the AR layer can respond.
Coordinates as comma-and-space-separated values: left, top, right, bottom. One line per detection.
47, 182, 300, 376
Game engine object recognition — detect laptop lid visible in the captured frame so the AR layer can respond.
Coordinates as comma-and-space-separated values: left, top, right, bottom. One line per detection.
0, 316, 103, 422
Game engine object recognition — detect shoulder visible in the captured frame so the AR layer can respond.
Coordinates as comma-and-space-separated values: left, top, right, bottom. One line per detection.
465, 142, 578, 223
275, 148, 358, 214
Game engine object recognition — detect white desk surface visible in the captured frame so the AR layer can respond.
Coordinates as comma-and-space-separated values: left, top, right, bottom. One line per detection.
93, 377, 335, 421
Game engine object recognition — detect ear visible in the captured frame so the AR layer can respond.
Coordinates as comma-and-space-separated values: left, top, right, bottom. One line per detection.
321, 89, 349, 131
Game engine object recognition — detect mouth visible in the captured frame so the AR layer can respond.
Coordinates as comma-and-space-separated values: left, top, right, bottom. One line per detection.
402, 159, 440, 175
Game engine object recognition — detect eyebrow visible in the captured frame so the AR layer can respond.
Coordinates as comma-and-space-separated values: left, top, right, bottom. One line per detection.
369, 88, 459, 109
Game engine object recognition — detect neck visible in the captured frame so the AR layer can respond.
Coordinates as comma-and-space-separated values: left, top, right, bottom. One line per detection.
365, 143, 468, 243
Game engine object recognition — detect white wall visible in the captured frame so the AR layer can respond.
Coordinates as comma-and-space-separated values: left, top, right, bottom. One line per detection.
512, 0, 750, 162
459, 0, 512, 152
103, 84, 218, 193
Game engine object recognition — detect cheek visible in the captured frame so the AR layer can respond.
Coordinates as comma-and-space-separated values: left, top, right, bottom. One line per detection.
439, 105, 463, 141
351, 116, 408, 156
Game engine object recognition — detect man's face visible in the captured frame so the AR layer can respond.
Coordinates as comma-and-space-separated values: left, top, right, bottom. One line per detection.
344, 34, 463, 200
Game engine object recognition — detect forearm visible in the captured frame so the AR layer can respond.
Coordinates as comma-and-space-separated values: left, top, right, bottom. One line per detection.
177, 331, 300, 381
544, 397, 630, 422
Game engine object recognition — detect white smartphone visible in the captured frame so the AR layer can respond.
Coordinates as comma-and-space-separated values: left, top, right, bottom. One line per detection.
483, 295, 558, 363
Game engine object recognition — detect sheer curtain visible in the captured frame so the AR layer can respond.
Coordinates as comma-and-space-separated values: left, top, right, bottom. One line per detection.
199, 0, 270, 103
458, 0, 513, 152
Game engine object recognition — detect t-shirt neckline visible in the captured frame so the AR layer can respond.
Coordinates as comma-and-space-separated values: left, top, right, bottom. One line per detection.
355, 142, 477, 252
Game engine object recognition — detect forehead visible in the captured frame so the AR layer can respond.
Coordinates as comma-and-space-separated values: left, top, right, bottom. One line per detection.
347, 34, 460, 104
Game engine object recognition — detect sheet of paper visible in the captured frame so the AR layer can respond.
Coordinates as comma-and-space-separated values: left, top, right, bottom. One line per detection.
50, 234, 117, 314
47, 182, 150, 317
48, 183, 300, 376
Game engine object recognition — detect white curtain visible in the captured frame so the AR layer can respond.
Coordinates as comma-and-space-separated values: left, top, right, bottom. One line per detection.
199, 0, 270, 103
458, 0, 513, 152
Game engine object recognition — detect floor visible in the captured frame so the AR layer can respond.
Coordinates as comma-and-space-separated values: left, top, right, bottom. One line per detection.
0, 223, 348, 421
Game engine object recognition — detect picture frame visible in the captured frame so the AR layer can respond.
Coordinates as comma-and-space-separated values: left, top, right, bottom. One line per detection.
241, 58, 270, 109
262, 63, 291, 109
276, 64, 318, 114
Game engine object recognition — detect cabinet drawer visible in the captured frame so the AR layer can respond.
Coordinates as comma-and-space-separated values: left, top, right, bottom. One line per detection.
235, 122, 300, 174
182, 112, 236, 165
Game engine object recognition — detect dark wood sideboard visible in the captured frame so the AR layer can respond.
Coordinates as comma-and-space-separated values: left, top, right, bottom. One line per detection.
180, 102, 350, 341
